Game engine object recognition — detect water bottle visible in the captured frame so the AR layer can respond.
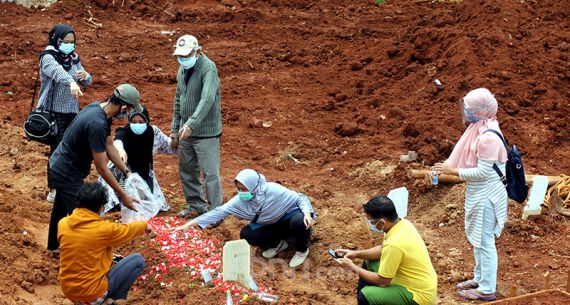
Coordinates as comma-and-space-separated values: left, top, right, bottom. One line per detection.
225, 290, 234, 305
200, 268, 213, 287
253, 292, 278, 303
431, 171, 439, 185
247, 275, 258, 291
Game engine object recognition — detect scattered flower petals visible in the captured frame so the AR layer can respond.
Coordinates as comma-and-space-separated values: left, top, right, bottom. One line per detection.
136, 217, 274, 304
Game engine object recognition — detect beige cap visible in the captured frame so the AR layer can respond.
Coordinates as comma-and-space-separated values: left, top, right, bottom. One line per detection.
173, 35, 200, 56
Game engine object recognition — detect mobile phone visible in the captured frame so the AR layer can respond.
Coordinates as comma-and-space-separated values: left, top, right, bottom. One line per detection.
328, 249, 341, 259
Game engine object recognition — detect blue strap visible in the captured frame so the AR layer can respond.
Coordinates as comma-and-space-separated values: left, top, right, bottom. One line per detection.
483, 129, 508, 186
483, 129, 508, 150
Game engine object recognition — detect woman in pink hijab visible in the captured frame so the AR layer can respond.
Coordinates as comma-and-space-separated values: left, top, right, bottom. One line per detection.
433, 88, 508, 301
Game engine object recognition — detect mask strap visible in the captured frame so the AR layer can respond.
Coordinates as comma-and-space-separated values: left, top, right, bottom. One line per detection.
250, 172, 261, 194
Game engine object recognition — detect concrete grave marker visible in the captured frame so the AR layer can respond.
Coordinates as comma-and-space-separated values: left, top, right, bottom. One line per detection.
223, 239, 256, 289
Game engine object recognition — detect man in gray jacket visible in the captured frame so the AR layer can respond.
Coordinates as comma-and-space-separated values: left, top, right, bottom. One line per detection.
171, 34, 223, 218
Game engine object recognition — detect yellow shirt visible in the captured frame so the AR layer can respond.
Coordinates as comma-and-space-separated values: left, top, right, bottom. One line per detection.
378, 219, 437, 305
58, 208, 147, 302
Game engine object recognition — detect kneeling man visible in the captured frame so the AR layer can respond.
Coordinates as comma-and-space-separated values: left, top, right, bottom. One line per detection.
58, 182, 148, 305
336, 196, 437, 305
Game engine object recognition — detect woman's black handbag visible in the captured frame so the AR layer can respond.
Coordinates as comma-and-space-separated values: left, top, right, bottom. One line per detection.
23, 74, 58, 145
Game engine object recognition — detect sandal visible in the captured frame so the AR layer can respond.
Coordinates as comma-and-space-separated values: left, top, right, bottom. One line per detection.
456, 279, 479, 290
459, 289, 496, 301
177, 207, 202, 219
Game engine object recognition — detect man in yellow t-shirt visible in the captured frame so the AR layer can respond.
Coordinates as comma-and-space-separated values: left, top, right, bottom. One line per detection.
336, 196, 437, 305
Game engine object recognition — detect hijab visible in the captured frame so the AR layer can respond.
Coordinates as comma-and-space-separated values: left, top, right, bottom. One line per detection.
39, 24, 80, 71
235, 169, 269, 205
446, 88, 508, 168
115, 107, 154, 182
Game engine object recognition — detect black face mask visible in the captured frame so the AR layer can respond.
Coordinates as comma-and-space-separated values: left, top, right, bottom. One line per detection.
106, 95, 133, 120
114, 108, 129, 120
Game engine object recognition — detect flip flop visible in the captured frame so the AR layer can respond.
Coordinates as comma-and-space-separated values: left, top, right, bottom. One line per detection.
459, 289, 496, 301
456, 279, 479, 290
177, 207, 202, 219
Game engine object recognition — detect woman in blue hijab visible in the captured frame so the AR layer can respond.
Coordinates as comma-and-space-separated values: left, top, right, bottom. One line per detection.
176, 169, 317, 268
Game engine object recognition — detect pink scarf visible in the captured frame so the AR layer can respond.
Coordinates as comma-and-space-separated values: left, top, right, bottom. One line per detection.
446, 88, 508, 169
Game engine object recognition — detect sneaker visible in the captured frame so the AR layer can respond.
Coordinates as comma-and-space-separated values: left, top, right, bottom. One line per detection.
289, 249, 310, 268
262, 240, 288, 259
46, 189, 56, 203
49, 249, 60, 258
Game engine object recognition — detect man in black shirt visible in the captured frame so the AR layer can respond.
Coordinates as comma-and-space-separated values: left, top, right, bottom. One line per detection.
47, 83, 143, 252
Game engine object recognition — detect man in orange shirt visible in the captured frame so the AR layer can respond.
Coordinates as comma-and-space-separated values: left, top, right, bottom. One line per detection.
58, 182, 148, 305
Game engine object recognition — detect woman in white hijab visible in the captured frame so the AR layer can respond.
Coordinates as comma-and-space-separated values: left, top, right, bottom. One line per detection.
176, 169, 317, 268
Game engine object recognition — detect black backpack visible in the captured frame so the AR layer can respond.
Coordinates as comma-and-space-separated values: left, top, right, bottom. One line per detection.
484, 129, 529, 203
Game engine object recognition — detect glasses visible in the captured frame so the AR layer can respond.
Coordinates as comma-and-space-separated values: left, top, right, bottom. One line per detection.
361, 215, 381, 225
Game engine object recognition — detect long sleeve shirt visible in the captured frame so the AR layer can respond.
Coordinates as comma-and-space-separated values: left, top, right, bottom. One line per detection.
458, 159, 508, 248
58, 208, 146, 302
171, 54, 222, 137
37, 54, 92, 113
194, 183, 316, 228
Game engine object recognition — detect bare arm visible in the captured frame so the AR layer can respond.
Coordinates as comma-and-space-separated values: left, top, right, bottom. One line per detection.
337, 245, 383, 261
348, 263, 392, 287
93, 137, 137, 211
106, 136, 129, 173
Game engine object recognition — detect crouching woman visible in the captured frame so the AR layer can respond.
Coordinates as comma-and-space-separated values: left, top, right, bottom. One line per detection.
176, 169, 317, 268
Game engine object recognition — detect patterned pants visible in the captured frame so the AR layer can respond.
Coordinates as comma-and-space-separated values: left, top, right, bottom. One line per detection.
47, 112, 76, 188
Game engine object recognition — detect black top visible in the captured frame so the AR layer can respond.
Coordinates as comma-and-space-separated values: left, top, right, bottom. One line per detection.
115, 108, 154, 182
49, 102, 111, 179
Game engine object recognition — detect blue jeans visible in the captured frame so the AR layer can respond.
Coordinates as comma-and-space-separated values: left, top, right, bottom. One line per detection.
472, 200, 498, 294
107, 253, 145, 300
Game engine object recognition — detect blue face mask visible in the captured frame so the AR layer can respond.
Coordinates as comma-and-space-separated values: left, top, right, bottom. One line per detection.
130, 123, 148, 135
367, 219, 385, 235
238, 191, 254, 201
463, 108, 480, 123
178, 56, 197, 69
59, 43, 75, 55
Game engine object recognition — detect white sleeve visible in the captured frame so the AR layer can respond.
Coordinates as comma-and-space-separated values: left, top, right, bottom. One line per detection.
152, 125, 177, 155
113, 139, 124, 150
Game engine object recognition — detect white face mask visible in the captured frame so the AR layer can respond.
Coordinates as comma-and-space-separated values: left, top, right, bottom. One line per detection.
367, 219, 385, 235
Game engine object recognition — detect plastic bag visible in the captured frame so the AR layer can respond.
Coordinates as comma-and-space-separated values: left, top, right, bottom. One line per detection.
121, 173, 162, 223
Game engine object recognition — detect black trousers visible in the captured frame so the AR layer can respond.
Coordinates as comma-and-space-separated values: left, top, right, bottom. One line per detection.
357, 262, 371, 305
239, 210, 311, 252
47, 171, 82, 250
47, 112, 76, 189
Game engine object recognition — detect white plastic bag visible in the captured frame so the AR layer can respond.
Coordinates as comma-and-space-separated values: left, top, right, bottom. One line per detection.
388, 187, 408, 218
121, 173, 161, 223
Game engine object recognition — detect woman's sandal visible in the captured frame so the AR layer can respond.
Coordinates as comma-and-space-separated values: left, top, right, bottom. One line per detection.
459, 289, 497, 301
456, 279, 479, 290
